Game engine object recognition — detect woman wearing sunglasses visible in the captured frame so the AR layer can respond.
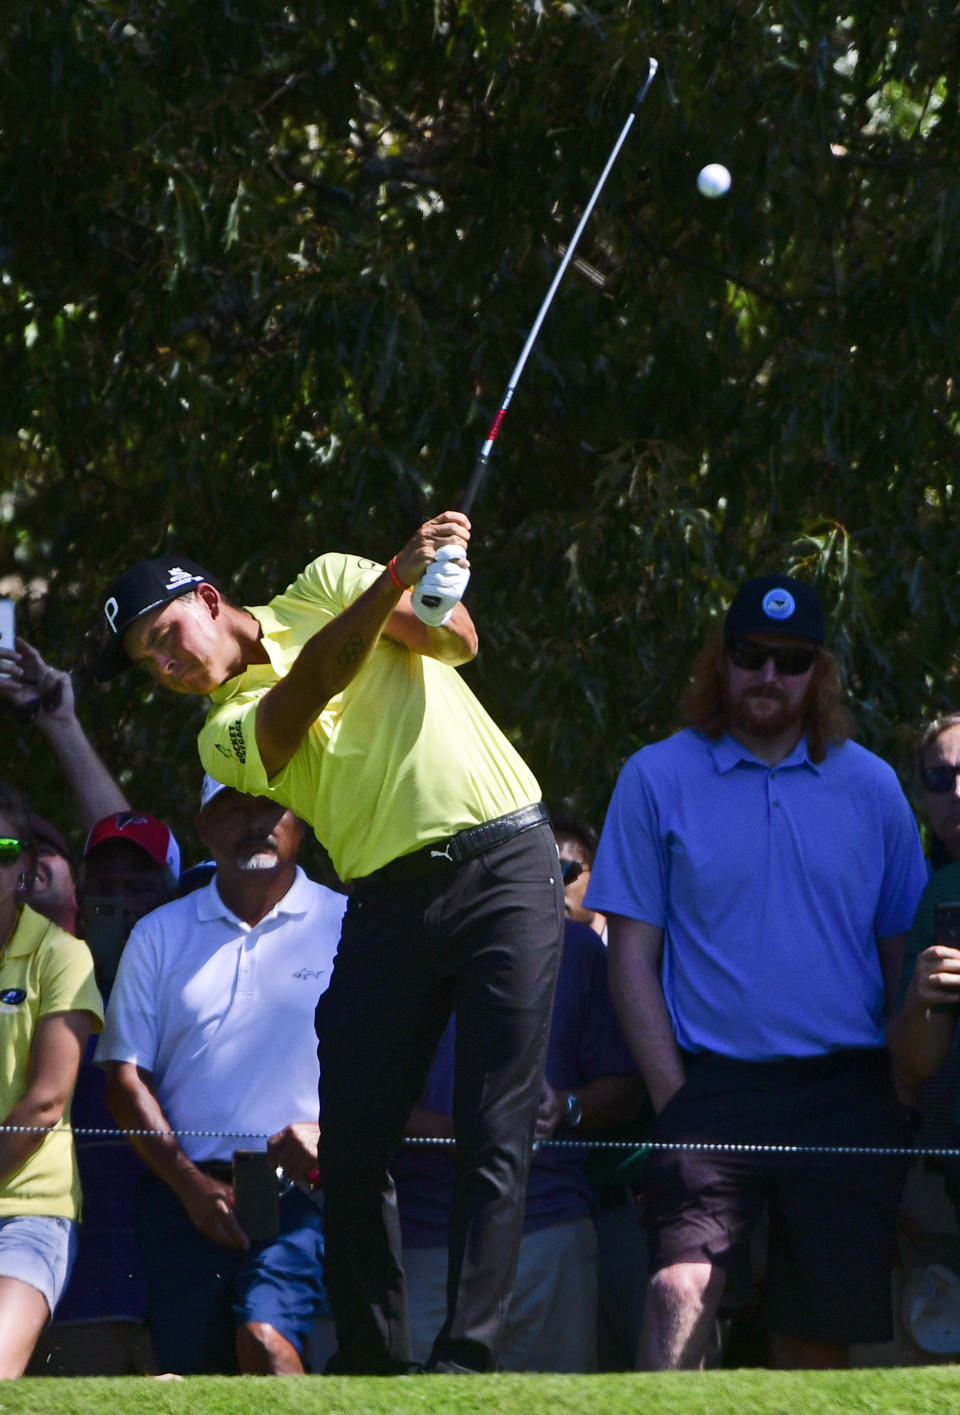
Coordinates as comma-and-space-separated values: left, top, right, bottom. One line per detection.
914, 716, 960, 869
0, 782, 103, 1376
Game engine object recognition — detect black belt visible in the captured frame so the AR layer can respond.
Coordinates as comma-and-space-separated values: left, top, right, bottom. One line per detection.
354, 802, 550, 888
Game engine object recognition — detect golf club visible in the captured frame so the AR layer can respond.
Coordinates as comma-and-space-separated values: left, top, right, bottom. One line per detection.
460, 56, 658, 517
414, 57, 658, 618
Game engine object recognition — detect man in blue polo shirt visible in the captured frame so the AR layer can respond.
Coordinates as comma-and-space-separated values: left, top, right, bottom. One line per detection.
587, 575, 926, 1371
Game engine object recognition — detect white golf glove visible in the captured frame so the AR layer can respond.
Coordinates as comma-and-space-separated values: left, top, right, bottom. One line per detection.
411, 544, 471, 627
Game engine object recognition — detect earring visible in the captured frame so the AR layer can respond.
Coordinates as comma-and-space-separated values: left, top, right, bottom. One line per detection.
16, 871, 36, 901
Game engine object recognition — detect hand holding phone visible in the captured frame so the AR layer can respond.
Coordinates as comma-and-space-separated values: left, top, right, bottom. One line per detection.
0, 635, 70, 725
913, 903, 960, 1008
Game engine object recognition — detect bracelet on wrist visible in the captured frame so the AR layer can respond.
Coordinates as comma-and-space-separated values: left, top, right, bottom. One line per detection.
387, 556, 412, 591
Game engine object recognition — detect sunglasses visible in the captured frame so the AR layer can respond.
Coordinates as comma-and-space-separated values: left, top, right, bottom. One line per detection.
921, 765, 960, 794
727, 639, 819, 677
0, 838, 24, 864
559, 858, 585, 886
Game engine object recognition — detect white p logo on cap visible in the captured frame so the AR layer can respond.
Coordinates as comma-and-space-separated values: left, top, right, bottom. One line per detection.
104, 596, 120, 632
762, 588, 796, 621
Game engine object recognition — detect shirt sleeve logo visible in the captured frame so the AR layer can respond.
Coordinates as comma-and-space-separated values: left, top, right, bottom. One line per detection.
0, 989, 26, 1006
228, 720, 247, 763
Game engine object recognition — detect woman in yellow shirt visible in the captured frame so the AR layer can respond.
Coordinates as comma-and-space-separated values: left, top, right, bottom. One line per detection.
0, 782, 103, 1377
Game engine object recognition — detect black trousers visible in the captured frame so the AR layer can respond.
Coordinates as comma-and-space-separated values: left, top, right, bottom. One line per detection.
316, 822, 563, 1373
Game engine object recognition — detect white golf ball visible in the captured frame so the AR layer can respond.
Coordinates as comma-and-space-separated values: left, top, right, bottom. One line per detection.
697, 163, 731, 199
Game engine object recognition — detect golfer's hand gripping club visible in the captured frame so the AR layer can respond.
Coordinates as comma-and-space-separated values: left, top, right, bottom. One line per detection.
411, 544, 471, 626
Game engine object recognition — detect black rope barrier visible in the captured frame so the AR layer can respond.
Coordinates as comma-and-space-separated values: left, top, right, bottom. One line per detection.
13, 1125, 960, 1159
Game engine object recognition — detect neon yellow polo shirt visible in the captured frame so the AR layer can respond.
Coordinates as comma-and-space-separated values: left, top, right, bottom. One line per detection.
199, 553, 541, 880
0, 906, 104, 1219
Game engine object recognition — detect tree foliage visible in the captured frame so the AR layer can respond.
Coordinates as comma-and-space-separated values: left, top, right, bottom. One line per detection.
3, 1, 960, 852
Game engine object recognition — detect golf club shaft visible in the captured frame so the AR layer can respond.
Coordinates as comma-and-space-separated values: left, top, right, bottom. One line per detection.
458, 57, 658, 516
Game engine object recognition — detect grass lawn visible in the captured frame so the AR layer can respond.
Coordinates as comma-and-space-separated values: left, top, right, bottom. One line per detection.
4, 1369, 960, 1415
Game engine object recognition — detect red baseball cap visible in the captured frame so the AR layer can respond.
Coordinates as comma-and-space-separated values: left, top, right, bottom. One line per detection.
83, 812, 181, 879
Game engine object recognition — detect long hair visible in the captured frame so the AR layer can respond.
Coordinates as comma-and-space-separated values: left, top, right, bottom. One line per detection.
679, 629, 856, 764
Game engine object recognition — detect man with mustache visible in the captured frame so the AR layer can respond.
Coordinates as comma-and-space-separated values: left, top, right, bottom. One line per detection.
585, 576, 927, 1371
95, 776, 346, 1375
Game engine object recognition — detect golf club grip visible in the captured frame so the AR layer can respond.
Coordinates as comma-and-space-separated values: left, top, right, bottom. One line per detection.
458, 449, 491, 517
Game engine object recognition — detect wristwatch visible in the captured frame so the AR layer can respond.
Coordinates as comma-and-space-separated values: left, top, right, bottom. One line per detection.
564, 1092, 583, 1129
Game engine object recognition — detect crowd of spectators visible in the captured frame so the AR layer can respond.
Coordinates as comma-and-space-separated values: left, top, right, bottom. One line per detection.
0, 562, 959, 1378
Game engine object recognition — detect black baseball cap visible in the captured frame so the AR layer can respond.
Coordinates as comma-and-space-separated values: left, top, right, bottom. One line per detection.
724, 575, 825, 645
95, 557, 219, 682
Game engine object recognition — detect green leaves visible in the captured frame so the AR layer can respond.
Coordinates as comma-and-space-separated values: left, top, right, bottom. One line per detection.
2, 2, 960, 842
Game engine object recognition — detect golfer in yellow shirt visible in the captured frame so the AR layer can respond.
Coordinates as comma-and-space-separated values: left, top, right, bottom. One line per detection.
92, 511, 563, 1374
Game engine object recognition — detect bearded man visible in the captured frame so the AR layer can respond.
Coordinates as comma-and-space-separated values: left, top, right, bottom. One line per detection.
585, 575, 926, 1371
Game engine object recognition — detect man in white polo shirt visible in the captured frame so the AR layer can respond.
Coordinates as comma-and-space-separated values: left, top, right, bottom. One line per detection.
96, 776, 346, 1375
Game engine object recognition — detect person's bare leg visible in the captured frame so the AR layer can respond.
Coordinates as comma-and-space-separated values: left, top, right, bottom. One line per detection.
236, 1320, 305, 1375
637, 1261, 726, 1370
0, 1276, 50, 1378
769, 1333, 849, 1369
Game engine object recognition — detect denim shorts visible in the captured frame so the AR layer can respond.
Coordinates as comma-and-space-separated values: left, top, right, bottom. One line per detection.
0, 1215, 78, 1315
136, 1171, 328, 1374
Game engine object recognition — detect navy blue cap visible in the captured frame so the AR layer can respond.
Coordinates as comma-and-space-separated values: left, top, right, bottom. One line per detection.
724, 575, 824, 644
95, 557, 219, 682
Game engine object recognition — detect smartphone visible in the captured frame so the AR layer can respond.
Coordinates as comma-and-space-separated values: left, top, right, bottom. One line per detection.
935, 903, 960, 948
81, 895, 128, 988
0, 599, 14, 672
233, 1150, 280, 1241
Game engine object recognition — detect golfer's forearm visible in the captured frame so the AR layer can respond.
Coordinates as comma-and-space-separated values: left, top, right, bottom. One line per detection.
298, 572, 402, 696
383, 599, 478, 665
255, 573, 402, 777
